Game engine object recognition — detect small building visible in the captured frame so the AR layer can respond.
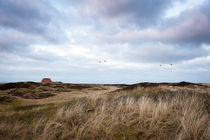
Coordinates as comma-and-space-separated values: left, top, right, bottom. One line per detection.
41, 78, 52, 83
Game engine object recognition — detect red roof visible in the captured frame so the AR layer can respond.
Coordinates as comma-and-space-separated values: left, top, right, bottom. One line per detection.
41, 78, 52, 83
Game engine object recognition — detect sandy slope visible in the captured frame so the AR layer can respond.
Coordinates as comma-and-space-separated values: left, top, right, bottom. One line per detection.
21, 85, 120, 105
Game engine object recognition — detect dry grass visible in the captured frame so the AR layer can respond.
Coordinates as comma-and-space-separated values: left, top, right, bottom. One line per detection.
0, 82, 93, 100
0, 82, 209, 140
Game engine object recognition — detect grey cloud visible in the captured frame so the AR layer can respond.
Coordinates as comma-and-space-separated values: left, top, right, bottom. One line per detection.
0, 29, 46, 52
129, 45, 208, 63
0, 0, 68, 54
92, 0, 210, 46
96, 42, 209, 63
0, 0, 55, 33
0, 33, 30, 52
89, 0, 182, 27
151, 1, 210, 45
0, 40, 26, 52
96, 11, 210, 46
161, 6, 210, 45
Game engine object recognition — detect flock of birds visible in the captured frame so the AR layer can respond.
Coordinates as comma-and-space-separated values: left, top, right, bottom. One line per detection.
98, 60, 173, 67
98, 60, 107, 63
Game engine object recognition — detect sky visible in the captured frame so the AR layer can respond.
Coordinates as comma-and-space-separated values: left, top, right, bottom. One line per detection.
0, 0, 210, 84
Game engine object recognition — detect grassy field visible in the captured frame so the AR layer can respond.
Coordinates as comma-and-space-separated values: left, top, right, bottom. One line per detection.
0, 82, 209, 140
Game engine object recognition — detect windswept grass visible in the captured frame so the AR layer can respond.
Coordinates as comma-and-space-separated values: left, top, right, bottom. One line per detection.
0, 83, 209, 140
37, 92, 210, 140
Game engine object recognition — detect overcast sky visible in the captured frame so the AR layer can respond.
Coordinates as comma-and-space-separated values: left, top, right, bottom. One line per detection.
0, 0, 210, 84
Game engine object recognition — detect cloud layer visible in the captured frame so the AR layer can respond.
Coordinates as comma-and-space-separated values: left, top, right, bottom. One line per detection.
0, 0, 53, 33
89, 0, 178, 26
0, 0, 210, 83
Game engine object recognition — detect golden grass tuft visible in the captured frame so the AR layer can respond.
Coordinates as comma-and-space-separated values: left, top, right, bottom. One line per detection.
35, 93, 209, 140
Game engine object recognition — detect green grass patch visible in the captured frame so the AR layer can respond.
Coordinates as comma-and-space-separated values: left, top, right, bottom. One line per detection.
12, 103, 56, 111
0, 104, 59, 124
0, 100, 22, 107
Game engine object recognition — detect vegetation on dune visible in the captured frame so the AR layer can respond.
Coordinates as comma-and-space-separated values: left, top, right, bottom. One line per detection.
0, 82, 209, 140
0, 82, 92, 100
115, 81, 205, 92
